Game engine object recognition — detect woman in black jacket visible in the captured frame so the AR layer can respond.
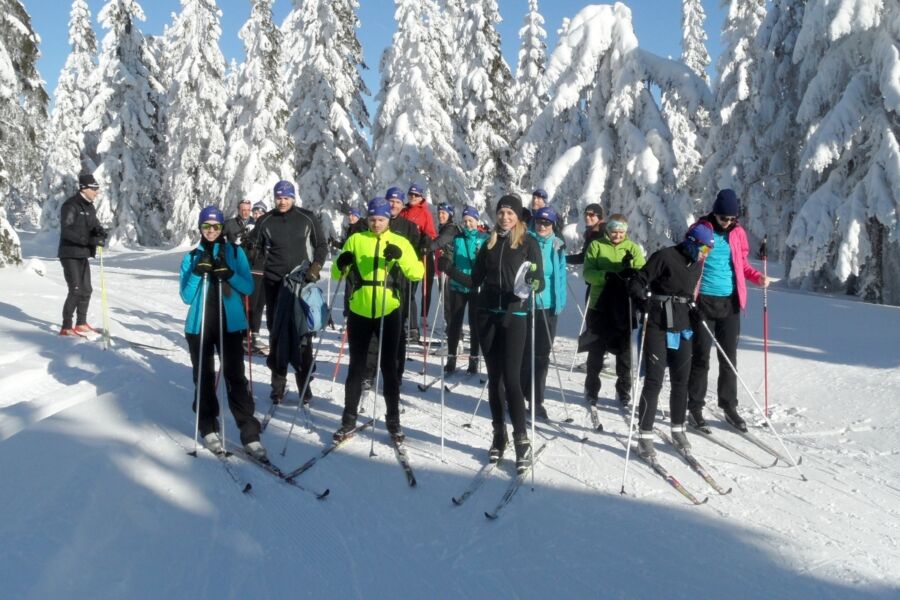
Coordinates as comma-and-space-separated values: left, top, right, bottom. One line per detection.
627, 223, 714, 460
440, 194, 544, 473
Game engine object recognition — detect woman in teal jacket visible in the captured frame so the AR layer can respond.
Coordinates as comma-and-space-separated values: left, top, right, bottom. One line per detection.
444, 206, 488, 374
180, 206, 264, 459
521, 206, 567, 420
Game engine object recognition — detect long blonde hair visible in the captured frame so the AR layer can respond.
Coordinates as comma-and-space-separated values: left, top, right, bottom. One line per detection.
487, 221, 527, 250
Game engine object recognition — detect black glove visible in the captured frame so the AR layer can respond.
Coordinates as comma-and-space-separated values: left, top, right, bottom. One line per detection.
305, 262, 322, 283
336, 251, 354, 271
89, 235, 105, 248
627, 276, 648, 301
211, 255, 234, 280
383, 243, 402, 261
622, 250, 634, 269
436, 255, 452, 272
193, 252, 214, 276
619, 267, 638, 281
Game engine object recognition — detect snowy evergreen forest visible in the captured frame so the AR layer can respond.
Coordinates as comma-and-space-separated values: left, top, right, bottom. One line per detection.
1, 0, 898, 304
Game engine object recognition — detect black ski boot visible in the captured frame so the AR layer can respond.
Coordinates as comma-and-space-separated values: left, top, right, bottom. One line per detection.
513, 436, 532, 474
722, 405, 748, 432
637, 431, 656, 460
688, 406, 710, 433
528, 403, 549, 421
467, 357, 479, 374
444, 356, 456, 375
333, 421, 357, 442
387, 419, 405, 443
489, 426, 508, 463
671, 424, 691, 451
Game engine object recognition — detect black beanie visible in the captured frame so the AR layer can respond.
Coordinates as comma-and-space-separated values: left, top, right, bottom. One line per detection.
496, 194, 524, 218
584, 203, 604, 219
713, 189, 740, 216
78, 173, 99, 190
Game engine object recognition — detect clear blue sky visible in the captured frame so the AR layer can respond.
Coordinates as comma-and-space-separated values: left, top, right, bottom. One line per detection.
30, 0, 725, 112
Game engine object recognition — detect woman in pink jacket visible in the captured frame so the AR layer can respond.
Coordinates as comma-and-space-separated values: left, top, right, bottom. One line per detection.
687, 189, 769, 432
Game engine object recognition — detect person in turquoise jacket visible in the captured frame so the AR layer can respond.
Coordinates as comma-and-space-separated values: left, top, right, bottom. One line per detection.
582, 213, 645, 407
521, 206, 567, 420
179, 206, 265, 460
444, 206, 488, 374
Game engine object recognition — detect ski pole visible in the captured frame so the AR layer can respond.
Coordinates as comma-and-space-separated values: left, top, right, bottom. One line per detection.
98, 246, 111, 350
245, 296, 253, 399
620, 298, 648, 495
217, 279, 227, 455
421, 272, 446, 388
281, 275, 344, 456
760, 236, 770, 418
530, 287, 537, 489
369, 252, 393, 458
536, 294, 573, 423
437, 276, 448, 461
420, 254, 430, 361
329, 326, 348, 398
189, 274, 210, 456
462, 377, 489, 428
568, 291, 588, 375
696, 316, 806, 480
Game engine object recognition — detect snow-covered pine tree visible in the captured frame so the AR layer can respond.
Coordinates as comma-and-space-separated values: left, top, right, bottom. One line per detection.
453, 0, 515, 208
372, 0, 468, 210
661, 0, 712, 210
286, 0, 372, 218
160, 0, 228, 244
743, 0, 805, 255
40, 0, 98, 231
514, 5, 712, 249
0, 0, 50, 230
512, 0, 548, 143
221, 0, 292, 213
702, 0, 766, 199
0, 39, 22, 265
82, 0, 164, 245
786, 0, 900, 304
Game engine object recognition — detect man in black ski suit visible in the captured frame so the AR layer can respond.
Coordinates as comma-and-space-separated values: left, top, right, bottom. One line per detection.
57, 173, 107, 336
247, 181, 327, 404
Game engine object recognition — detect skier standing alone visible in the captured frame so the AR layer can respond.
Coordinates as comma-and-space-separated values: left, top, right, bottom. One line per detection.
440, 194, 544, 473
687, 189, 769, 432
332, 198, 424, 443
179, 206, 265, 459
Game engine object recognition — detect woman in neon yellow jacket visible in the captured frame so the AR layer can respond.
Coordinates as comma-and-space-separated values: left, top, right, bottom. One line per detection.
331, 197, 424, 443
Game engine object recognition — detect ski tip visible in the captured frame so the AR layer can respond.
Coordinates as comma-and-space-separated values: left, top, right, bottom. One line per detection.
409, 479, 418, 488
596, 424, 604, 432
451, 497, 462, 506
317, 488, 331, 500
187, 450, 198, 457
461, 424, 472, 429
722, 487, 733, 495
484, 511, 498, 520
565, 418, 575, 423
417, 384, 427, 391
696, 496, 710, 505
800, 474, 809, 482
242, 483, 253, 494
580, 436, 589, 443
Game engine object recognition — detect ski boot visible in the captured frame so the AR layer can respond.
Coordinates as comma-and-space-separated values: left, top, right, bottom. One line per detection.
513, 436, 532, 474
333, 421, 357, 443
637, 431, 656, 460
489, 426, 508, 463
467, 357, 479, 374
688, 406, 710, 433
616, 391, 631, 409
584, 392, 599, 407
528, 403, 549, 421
443, 356, 456, 375
244, 440, 268, 461
722, 405, 748, 432
203, 432, 224, 455
671, 424, 691, 451
387, 420, 405, 444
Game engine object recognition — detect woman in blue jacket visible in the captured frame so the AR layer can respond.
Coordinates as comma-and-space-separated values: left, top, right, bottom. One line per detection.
521, 206, 567, 420
443, 206, 488, 374
180, 206, 265, 460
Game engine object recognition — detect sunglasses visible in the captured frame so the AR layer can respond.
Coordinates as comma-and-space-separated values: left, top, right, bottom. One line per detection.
201, 223, 222, 232
716, 215, 737, 223
584, 212, 598, 218
535, 219, 553, 227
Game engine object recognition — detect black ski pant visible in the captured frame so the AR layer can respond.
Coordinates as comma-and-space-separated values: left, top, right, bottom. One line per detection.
187, 328, 261, 445
365, 284, 409, 383
264, 277, 313, 400
60, 257, 92, 328
584, 310, 633, 402
479, 310, 529, 439
248, 272, 265, 335
521, 309, 556, 409
445, 289, 480, 360
637, 324, 692, 432
343, 310, 402, 427
688, 294, 741, 411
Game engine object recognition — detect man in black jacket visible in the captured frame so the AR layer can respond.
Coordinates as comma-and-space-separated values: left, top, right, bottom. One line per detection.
223, 199, 254, 246
57, 174, 107, 336
224, 198, 265, 354
246, 180, 327, 404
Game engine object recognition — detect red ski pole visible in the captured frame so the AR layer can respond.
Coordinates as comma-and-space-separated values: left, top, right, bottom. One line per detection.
760, 236, 769, 418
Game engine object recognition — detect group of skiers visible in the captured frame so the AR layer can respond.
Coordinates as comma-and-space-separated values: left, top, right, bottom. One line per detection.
57, 174, 767, 470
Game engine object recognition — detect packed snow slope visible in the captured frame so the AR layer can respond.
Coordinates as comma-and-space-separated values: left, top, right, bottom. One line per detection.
1, 232, 899, 599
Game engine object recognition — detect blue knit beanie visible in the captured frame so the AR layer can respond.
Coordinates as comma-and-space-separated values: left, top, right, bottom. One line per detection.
198, 206, 224, 227
712, 189, 740, 217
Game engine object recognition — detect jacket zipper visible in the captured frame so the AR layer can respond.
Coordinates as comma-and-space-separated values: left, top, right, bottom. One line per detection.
371, 236, 381, 318
497, 237, 505, 311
